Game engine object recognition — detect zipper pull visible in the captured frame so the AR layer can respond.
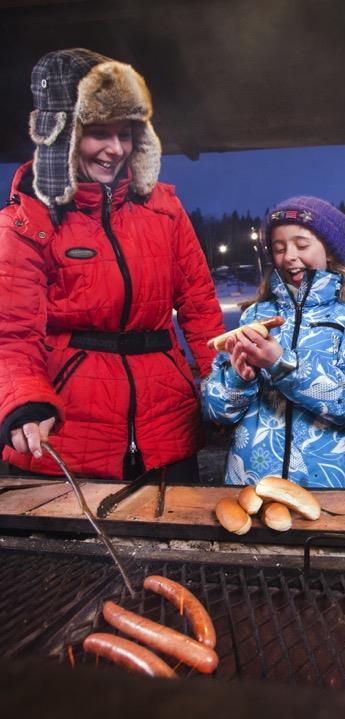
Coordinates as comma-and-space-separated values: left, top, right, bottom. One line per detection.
129, 440, 138, 466
129, 440, 137, 454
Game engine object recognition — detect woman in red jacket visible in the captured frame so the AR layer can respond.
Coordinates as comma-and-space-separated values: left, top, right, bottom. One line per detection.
0, 48, 224, 481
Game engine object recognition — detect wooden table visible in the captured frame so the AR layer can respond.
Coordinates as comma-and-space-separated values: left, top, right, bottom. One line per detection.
1, 478, 345, 546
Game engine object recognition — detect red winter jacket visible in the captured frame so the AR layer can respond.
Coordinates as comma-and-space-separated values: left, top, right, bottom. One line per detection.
0, 163, 224, 478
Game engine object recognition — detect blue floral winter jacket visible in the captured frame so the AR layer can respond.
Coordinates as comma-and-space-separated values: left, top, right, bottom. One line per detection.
203, 270, 345, 488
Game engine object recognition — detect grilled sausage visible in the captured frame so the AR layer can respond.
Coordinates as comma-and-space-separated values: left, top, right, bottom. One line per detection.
207, 316, 285, 351
143, 575, 216, 648
103, 601, 219, 674
83, 632, 177, 678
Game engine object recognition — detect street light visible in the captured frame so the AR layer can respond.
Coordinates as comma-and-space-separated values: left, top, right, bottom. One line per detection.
250, 227, 263, 282
218, 244, 228, 254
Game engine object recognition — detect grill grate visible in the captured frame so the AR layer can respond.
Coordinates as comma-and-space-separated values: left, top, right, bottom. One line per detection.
2, 548, 345, 688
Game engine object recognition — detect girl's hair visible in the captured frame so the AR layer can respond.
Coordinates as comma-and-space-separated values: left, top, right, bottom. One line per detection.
241, 257, 345, 310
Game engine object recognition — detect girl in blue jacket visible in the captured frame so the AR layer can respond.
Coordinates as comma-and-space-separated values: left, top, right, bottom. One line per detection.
203, 196, 345, 488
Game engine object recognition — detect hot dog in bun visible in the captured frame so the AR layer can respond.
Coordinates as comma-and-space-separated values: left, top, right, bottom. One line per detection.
207, 316, 285, 351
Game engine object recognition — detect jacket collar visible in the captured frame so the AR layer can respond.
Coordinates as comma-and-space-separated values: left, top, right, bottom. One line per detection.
11, 161, 179, 222
73, 174, 131, 213
271, 268, 343, 307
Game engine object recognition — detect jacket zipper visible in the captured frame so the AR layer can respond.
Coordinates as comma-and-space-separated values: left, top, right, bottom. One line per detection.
102, 185, 142, 475
121, 354, 144, 477
102, 185, 132, 330
53, 350, 87, 394
281, 272, 315, 478
162, 351, 198, 398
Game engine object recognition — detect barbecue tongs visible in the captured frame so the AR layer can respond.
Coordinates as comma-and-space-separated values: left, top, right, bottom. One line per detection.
41, 441, 136, 598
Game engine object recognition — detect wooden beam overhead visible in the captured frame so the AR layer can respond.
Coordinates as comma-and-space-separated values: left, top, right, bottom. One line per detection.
1, 0, 345, 160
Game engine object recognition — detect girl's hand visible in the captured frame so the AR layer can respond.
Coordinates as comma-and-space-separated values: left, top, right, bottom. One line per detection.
11, 416, 56, 459
232, 326, 282, 368
226, 337, 257, 381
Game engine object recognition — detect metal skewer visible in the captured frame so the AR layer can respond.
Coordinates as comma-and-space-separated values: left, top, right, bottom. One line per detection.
41, 441, 136, 598
155, 466, 167, 518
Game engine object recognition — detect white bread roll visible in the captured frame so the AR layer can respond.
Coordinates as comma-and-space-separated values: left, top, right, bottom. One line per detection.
215, 497, 252, 535
260, 501, 292, 531
207, 316, 284, 351
256, 476, 321, 520
238, 486, 263, 515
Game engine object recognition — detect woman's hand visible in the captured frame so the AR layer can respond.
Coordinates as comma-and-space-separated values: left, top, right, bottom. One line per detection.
11, 416, 56, 459
224, 326, 283, 380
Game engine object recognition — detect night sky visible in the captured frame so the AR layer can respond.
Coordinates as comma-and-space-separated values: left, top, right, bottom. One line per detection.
2, 143, 345, 217
160, 145, 345, 217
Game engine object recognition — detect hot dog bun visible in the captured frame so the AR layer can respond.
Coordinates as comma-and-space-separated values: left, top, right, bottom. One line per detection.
215, 497, 252, 535
207, 316, 285, 351
256, 476, 321, 520
238, 486, 263, 515
260, 501, 292, 531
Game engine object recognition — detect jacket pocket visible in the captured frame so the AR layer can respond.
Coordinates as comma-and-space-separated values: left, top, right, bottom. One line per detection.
309, 321, 344, 331
307, 321, 344, 360
162, 351, 198, 398
52, 350, 87, 394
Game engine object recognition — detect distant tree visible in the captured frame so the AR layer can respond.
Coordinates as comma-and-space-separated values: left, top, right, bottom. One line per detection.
189, 207, 263, 273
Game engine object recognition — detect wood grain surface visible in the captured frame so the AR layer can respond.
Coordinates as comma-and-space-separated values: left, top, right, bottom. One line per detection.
0, 483, 345, 534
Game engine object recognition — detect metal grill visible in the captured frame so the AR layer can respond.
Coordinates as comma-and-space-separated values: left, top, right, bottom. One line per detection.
2, 547, 345, 688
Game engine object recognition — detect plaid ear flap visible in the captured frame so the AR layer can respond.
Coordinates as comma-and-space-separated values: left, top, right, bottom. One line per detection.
29, 110, 67, 146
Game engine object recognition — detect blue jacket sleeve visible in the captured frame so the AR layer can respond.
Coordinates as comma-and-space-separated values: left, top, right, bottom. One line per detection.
202, 305, 261, 424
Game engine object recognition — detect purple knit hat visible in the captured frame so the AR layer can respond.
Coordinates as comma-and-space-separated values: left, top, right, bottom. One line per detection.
264, 196, 345, 264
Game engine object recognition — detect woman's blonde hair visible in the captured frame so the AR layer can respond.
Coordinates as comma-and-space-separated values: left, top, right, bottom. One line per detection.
241, 257, 345, 310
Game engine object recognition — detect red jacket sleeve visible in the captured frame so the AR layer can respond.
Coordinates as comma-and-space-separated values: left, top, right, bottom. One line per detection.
172, 205, 225, 378
0, 209, 64, 425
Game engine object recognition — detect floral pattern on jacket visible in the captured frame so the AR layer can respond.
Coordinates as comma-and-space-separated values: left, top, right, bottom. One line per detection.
202, 269, 345, 488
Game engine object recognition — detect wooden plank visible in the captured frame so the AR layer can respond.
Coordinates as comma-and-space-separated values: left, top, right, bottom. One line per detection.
29, 483, 126, 517
108, 485, 345, 533
2, 482, 345, 539
111, 486, 232, 523
0, 483, 71, 514
0, 478, 61, 488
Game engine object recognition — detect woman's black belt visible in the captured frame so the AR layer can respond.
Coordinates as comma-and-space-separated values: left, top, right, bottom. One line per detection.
69, 329, 172, 354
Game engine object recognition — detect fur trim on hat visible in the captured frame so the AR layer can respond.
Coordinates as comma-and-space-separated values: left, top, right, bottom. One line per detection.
66, 61, 161, 199
29, 110, 67, 146
76, 61, 153, 124
130, 121, 161, 195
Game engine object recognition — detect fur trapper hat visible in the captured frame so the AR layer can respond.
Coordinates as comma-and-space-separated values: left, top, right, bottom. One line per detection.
29, 48, 161, 222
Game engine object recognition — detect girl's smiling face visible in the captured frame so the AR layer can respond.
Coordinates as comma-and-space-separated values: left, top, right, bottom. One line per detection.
271, 224, 328, 286
78, 121, 133, 183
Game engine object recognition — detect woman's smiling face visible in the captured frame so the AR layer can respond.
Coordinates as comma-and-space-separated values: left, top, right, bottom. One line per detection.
78, 120, 133, 183
271, 224, 328, 286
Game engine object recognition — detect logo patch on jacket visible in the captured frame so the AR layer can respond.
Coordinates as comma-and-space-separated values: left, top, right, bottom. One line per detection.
65, 247, 97, 259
